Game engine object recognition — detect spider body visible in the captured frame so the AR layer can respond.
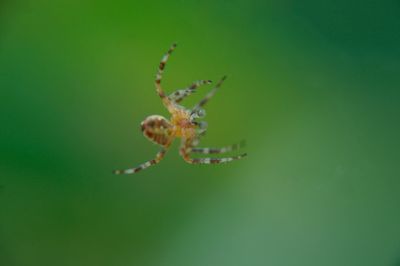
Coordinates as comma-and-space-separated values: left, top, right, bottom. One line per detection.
114, 44, 246, 175
171, 109, 197, 138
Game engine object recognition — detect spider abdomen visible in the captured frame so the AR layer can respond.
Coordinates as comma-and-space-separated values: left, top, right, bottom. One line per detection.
141, 115, 173, 146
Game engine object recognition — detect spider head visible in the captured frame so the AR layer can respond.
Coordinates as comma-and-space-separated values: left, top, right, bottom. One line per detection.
141, 115, 173, 146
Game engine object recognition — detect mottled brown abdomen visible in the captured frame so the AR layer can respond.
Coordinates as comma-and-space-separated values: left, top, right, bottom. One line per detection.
141, 115, 173, 146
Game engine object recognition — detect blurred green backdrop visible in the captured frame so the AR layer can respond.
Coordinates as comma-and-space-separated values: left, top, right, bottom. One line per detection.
1, 1, 400, 266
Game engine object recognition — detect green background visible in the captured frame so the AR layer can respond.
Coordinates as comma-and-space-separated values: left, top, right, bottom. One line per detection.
1, 1, 400, 265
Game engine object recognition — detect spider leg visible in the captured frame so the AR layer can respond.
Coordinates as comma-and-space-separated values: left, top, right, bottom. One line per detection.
180, 138, 247, 164
190, 121, 208, 147
193, 121, 208, 134
113, 147, 169, 175
191, 75, 226, 114
169, 80, 212, 103
191, 140, 246, 154
155, 43, 177, 112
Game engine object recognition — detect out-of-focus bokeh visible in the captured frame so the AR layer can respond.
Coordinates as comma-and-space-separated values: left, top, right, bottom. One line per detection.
1, 1, 400, 265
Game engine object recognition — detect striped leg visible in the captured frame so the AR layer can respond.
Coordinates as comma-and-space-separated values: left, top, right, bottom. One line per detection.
180, 138, 247, 164
155, 43, 177, 111
169, 80, 212, 103
183, 153, 247, 164
113, 148, 168, 175
191, 75, 227, 114
191, 140, 246, 154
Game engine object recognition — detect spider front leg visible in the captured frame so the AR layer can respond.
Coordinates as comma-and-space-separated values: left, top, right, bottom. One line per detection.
190, 121, 208, 147
113, 146, 170, 175
155, 43, 177, 112
180, 138, 247, 165
169, 80, 212, 103
191, 75, 227, 115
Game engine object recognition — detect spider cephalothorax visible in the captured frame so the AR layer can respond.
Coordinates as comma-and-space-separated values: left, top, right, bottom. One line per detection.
114, 44, 246, 174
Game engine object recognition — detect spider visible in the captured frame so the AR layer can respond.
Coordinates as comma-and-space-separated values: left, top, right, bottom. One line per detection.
113, 43, 247, 174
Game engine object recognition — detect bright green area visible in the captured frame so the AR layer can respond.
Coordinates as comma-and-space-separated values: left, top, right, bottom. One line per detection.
1, 1, 400, 265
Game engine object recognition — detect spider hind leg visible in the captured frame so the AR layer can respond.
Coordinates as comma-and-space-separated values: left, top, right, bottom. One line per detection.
191, 140, 246, 154
180, 139, 247, 165
113, 148, 168, 175
182, 153, 247, 164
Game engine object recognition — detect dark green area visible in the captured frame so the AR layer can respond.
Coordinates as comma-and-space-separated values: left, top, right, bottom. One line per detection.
1, 1, 400, 265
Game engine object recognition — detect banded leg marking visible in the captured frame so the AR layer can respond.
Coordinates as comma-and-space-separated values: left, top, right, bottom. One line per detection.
155, 43, 177, 110
191, 140, 246, 154
192, 75, 226, 114
169, 80, 212, 103
113, 148, 168, 175
180, 138, 247, 165
183, 152, 247, 164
